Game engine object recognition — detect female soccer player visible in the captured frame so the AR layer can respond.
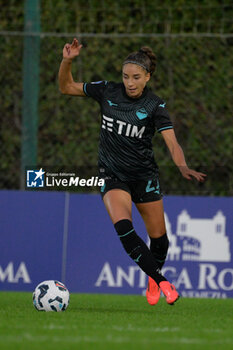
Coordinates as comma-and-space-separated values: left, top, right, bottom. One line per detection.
58, 38, 206, 305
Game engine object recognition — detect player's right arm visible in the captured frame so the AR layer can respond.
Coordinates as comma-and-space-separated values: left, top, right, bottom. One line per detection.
58, 38, 85, 96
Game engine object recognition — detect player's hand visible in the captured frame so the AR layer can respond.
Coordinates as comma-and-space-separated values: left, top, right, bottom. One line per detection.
63, 38, 83, 61
179, 166, 207, 182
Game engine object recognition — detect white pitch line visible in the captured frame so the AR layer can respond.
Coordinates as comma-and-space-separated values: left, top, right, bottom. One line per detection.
0, 334, 232, 345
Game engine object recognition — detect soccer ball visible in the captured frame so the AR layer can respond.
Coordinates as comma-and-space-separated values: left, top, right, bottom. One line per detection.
33, 280, 69, 312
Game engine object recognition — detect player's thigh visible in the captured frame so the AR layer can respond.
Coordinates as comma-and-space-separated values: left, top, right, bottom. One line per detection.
103, 189, 132, 224
135, 199, 166, 238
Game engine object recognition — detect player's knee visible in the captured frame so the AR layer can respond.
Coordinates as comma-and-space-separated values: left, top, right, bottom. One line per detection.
114, 219, 134, 237
114, 219, 138, 254
149, 230, 167, 239
150, 233, 169, 253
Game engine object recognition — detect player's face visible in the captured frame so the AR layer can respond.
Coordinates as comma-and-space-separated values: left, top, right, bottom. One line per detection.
122, 64, 150, 98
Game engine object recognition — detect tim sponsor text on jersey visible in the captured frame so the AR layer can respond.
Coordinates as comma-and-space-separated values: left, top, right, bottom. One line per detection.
102, 114, 145, 138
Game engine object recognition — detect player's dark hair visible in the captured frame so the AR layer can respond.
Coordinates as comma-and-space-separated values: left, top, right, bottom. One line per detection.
123, 47, 156, 76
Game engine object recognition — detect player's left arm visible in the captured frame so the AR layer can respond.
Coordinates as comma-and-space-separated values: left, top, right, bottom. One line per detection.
161, 129, 207, 182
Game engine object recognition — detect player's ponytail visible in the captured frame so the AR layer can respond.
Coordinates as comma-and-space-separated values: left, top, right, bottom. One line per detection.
123, 46, 156, 76
139, 47, 156, 75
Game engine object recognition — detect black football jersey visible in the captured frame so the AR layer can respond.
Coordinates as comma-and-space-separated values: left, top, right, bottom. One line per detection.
83, 81, 173, 181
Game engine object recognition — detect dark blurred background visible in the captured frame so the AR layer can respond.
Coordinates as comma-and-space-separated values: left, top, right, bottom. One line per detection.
0, 0, 232, 195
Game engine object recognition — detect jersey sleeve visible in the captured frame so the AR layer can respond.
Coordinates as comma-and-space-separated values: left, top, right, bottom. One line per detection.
153, 100, 173, 133
83, 80, 108, 103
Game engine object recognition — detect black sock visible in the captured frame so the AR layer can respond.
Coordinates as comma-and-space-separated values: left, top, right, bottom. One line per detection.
150, 233, 169, 269
114, 219, 167, 284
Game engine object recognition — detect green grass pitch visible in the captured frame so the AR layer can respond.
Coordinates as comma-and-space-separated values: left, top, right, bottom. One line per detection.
0, 292, 233, 350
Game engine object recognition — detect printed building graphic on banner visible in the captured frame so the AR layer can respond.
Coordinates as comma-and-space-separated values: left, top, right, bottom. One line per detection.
166, 211, 231, 262
164, 213, 181, 261
1, 192, 233, 298
94, 209, 233, 298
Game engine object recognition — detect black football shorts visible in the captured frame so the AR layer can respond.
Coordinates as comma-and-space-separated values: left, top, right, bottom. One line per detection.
100, 175, 163, 203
